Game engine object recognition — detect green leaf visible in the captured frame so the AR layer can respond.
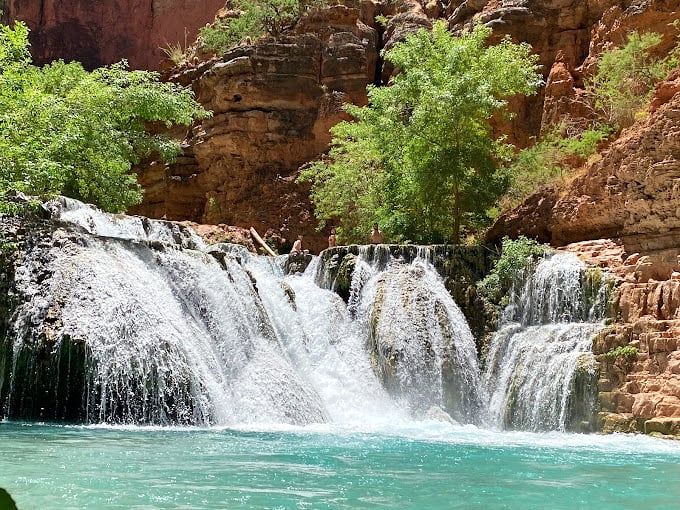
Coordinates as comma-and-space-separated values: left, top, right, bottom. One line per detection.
0, 22, 211, 213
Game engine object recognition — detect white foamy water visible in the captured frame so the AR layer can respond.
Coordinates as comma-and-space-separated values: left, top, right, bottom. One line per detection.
5, 200, 481, 427
4, 200, 611, 434
483, 253, 608, 431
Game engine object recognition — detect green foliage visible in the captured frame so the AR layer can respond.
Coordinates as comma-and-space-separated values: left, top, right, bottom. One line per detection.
200, 0, 325, 54
0, 488, 18, 510
0, 231, 17, 255
505, 124, 611, 207
0, 20, 210, 213
300, 21, 542, 244
478, 236, 550, 302
500, 30, 675, 209
604, 345, 639, 361
589, 31, 671, 129
375, 15, 389, 28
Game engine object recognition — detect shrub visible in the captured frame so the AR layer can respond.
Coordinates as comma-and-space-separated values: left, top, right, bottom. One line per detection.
505, 124, 611, 208
478, 236, 551, 302
200, 0, 326, 54
604, 345, 639, 361
0, 19, 210, 213
588, 31, 671, 130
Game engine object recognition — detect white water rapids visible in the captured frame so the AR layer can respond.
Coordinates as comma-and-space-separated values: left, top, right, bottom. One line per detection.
2, 198, 608, 430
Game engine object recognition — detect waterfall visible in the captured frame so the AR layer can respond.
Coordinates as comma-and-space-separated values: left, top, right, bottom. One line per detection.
1, 199, 608, 431
5, 199, 327, 425
483, 253, 608, 432
1, 199, 482, 426
345, 246, 483, 423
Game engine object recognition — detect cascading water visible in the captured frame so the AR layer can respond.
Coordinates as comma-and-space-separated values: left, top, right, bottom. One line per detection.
482, 252, 609, 432
344, 247, 483, 423
7, 199, 330, 425
1, 199, 609, 431
1, 198, 482, 426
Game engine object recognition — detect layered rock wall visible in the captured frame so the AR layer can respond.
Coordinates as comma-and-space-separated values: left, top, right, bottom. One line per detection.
130, 1, 388, 253
562, 239, 680, 436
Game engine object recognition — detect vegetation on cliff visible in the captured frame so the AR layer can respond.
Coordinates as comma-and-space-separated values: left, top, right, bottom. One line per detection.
504, 124, 611, 208
300, 21, 542, 244
200, 0, 326, 54
589, 31, 676, 130
0, 18, 209, 213
506, 30, 678, 207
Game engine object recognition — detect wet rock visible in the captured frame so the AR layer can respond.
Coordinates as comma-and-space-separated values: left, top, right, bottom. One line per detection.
283, 252, 313, 274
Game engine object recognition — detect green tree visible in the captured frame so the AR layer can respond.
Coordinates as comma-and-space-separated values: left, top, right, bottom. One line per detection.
0, 19, 210, 213
588, 31, 670, 129
300, 21, 542, 244
201, 0, 325, 55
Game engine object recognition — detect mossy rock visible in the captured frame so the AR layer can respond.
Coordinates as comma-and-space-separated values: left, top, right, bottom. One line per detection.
644, 418, 680, 437
278, 281, 297, 311
334, 253, 357, 301
598, 412, 643, 434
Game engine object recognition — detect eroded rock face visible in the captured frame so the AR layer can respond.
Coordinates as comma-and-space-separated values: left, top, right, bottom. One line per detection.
554, 69, 680, 251
448, 0, 608, 144
3, 0, 226, 70
130, 2, 387, 253
490, 66, 680, 251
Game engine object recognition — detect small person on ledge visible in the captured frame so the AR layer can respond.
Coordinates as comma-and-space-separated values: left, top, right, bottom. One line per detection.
328, 228, 337, 248
291, 235, 303, 254
370, 223, 384, 244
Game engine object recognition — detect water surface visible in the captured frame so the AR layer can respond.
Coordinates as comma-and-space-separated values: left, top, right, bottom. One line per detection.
2, 422, 679, 509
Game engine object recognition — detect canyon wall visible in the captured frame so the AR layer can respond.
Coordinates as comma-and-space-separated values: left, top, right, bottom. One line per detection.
491, 66, 680, 436
2, 0, 225, 69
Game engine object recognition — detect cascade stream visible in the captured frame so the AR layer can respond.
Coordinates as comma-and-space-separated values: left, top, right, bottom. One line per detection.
483, 253, 608, 431
0, 199, 608, 430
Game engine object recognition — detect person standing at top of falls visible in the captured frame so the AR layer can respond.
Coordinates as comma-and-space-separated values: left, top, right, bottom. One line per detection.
370, 223, 384, 244
328, 228, 337, 248
291, 235, 303, 254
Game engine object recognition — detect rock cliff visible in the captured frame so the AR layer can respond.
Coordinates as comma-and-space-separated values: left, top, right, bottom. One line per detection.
130, 1, 395, 253
491, 65, 680, 435
2, 0, 225, 69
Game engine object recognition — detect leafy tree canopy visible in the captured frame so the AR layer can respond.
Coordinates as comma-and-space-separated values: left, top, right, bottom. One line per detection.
300, 21, 542, 244
0, 19, 210, 213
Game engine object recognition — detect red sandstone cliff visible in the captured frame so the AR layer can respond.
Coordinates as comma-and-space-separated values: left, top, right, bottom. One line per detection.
127, 0, 677, 253
3, 0, 225, 69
